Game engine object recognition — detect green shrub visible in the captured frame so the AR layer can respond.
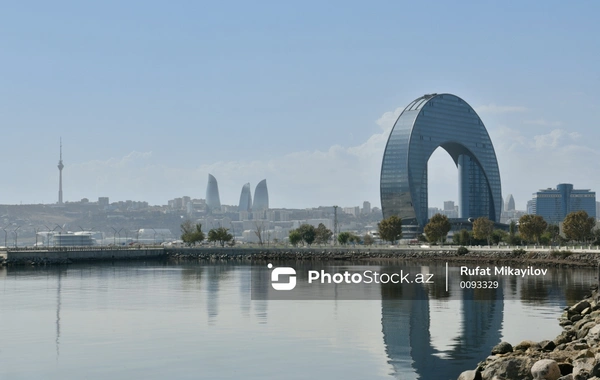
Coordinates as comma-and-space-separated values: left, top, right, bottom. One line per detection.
512, 248, 526, 255
550, 250, 573, 259
457, 246, 469, 255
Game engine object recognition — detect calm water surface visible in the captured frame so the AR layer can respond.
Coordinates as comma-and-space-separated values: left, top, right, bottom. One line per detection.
0, 261, 595, 380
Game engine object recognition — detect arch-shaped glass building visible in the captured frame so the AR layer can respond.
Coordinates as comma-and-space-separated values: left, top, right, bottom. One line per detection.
380, 93, 502, 230
238, 182, 252, 212
206, 173, 222, 211
253, 179, 269, 210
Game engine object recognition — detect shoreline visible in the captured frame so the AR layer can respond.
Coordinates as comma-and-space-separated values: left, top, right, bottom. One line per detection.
1, 247, 600, 267
458, 288, 600, 380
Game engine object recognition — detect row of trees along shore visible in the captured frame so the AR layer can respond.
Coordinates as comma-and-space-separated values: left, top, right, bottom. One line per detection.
181, 209, 597, 248
422, 210, 598, 246
288, 223, 377, 246
180, 220, 234, 247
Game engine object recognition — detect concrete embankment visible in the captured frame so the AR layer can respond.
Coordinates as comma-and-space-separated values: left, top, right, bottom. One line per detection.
2, 246, 600, 267
1, 247, 165, 265
457, 289, 600, 380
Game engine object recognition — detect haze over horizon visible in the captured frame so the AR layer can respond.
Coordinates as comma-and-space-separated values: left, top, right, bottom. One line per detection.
1, 1, 599, 211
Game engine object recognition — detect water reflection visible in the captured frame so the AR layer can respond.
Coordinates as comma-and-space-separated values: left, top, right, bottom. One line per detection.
0, 261, 596, 380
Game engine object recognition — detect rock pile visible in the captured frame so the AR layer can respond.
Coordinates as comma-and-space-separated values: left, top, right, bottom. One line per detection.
458, 290, 600, 380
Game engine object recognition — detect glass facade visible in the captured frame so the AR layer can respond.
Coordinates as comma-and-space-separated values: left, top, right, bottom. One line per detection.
206, 173, 222, 211
380, 94, 502, 230
253, 179, 269, 211
238, 182, 253, 212
532, 183, 596, 224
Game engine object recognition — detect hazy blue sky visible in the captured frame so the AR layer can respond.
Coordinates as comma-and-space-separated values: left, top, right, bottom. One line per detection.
1, 1, 599, 210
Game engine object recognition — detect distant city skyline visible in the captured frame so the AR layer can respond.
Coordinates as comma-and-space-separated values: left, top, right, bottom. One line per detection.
1, 2, 599, 210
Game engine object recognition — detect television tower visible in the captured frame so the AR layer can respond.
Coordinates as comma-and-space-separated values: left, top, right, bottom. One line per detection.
57, 138, 64, 204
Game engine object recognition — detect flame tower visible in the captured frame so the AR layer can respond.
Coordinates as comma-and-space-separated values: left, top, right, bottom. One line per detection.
57, 138, 64, 204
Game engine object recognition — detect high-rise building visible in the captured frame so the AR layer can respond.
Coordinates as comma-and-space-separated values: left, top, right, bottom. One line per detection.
253, 179, 269, 210
505, 194, 515, 211
205, 174, 222, 211
531, 183, 596, 224
443, 201, 455, 211
380, 93, 502, 232
362, 201, 371, 214
238, 183, 252, 212
57, 138, 64, 204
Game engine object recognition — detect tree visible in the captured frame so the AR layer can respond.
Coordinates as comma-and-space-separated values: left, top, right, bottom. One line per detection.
546, 224, 560, 245
378, 215, 403, 244
472, 217, 494, 245
207, 227, 233, 247
424, 213, 451, 244
452, 229, 470, 246
563, 210, 595, 243
518, 214, 547, 244
363, 233, 375, 246
348, 233, 361, 245
253, 221, 265, 245
337, 231, 351, 245
297, 224, 316, 246
314, 223, 333, 245
505, 220, 519, 245
288, 230, 302, 247
491, 229, 506, 245
180, 220, 205, 246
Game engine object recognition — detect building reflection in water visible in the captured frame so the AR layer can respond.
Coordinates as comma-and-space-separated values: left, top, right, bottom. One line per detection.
379, 264, 585, 379
380, 264, 503, 380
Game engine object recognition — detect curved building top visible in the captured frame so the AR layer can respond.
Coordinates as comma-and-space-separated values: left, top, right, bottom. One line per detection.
253, 179, 269, 211
206, 173, 222, 211
380, 93, 502, 228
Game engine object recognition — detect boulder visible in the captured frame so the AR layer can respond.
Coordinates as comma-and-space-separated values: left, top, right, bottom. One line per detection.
586, 324, 600, 341
515, 340, 540, 351
540, 340, 557, 351
481, 356, 535, 380
491, 341, 514, 355
531, 359, 561, 380
572, 357, 596, 376
457, 369, 482, 380
570, 300, 591, 315
577, 321, 597, 339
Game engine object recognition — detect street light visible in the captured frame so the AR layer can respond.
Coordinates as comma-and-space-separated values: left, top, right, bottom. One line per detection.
111, 227, 123, 246
2, 225, 8, 248
151, 228, 157, 245
55, 224, 64, 247
13, 226, 20, 248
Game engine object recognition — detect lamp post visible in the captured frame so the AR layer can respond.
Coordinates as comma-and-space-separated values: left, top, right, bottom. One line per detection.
55, 224, 64, 247
13, 226, 20, 248
111, 227, 118, 246
2, 226, 7, 248
151, 228, 157, 245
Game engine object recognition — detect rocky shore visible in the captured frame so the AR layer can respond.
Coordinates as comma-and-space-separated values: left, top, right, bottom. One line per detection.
2, 247, 600, 267
458, 289, 600, 380
166, 248, 600, 267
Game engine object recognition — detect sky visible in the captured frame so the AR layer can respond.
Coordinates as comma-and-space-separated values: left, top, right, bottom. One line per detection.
1, 1, 599, 210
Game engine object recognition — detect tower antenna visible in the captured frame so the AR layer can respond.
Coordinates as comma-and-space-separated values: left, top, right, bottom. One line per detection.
57, 138, 64, 204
